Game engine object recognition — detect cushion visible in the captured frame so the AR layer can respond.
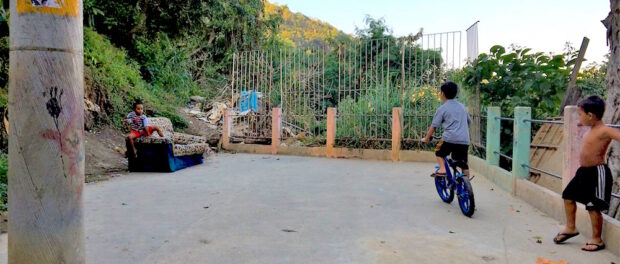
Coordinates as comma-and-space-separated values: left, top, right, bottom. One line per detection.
134, 132, 173, 144
148, 117, 174, 133
174, 132, 207, 145
173, 143, 209, 157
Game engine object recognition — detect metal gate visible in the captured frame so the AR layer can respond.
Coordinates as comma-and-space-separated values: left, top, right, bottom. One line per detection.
231, 30, 474, 149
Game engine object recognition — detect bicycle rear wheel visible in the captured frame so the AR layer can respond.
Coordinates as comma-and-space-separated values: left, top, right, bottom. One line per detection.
435, 176, 454, 203
456, 177, 475, 217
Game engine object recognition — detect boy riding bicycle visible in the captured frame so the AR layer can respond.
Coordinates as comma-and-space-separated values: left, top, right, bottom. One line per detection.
422, 81, 471, 178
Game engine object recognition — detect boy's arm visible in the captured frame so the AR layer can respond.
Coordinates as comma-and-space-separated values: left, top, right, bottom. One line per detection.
125, 113, 133, 125
422, 126, 436, 143
123, 115, 131, 130
423, 107, 444, 142
606, 126, 620, 141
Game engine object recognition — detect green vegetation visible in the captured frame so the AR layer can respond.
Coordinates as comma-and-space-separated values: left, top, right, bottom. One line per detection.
84, 28, 187, 128
460, 44, 607, 163
578, 63, 607, 99
0, 154, 6, 211
462, 45, 575, 119
265, 2, 347, 47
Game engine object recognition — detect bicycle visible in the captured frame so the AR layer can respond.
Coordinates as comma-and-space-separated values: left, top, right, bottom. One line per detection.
429, 137, 476, 217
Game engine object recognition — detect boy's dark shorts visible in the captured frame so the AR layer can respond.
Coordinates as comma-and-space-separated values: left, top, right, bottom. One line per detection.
562, 165, 612, 213
435, 140, 469, 169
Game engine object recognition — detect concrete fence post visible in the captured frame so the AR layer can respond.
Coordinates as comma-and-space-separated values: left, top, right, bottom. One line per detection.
222, 109, 233, 149
326, 108, 337, 157
9, 0, 85, 262
512, 107, 532, 184
272, 108, 282, 155
391, 107, 403, 161
562, 106, 588, 189
486, 107, 501, 166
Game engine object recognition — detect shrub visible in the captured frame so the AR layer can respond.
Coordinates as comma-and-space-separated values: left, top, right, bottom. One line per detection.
84, 28, 187, 128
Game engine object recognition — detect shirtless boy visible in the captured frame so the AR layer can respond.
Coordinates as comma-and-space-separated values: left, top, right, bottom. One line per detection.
553, 96, 620, 252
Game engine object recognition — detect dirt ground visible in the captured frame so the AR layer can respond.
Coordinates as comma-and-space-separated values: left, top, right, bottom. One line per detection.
85, 127, 128, 182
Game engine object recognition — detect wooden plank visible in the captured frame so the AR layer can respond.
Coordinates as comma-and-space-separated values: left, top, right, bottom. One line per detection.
560, 37, 590, 113
530, 143, 558, 149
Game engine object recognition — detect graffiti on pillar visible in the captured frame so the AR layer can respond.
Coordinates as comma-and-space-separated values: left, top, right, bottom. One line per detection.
17, 0, 79, 17
41, 86, 84, 181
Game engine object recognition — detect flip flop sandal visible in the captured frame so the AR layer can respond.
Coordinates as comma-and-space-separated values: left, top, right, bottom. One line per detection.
553, 232, 580, 244
582, 243, 605, 252
431, 172, 447, 178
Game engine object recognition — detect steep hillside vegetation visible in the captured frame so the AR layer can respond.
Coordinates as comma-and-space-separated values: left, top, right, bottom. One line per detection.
265, 2, 348, 47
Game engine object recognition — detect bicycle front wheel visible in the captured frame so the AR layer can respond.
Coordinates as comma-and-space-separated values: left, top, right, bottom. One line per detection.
435, 176, 454, 203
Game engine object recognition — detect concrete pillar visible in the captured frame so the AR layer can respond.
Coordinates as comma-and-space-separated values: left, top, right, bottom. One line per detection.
326, 108, 336, 157
512, 107, 531, 181
9, 1, 84, 263
222, 109, 233, 149
486, 107, 501, 166
391, 107, 403, 161
562, 106, 589, 189
271, 108, 282, 155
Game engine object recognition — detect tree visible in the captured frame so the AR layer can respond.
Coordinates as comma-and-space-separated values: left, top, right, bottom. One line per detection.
602, 0, 620, 219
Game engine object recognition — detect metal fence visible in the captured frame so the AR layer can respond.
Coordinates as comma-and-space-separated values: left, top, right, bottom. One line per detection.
231, 31, 469, 149
230, 51, 275, 143
335, 32, 464, 149
279, 47, 329, 145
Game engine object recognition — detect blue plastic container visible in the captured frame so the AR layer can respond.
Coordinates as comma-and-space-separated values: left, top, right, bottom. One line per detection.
238, 91, 259, 112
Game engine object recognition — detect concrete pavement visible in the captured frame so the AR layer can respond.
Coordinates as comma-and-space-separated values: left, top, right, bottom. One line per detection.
0, 153, 618, 263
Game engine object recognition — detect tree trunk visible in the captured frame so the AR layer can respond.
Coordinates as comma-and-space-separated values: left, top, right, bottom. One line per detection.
603, 0, 620, 219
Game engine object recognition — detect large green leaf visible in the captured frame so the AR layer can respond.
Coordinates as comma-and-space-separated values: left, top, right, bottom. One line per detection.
490, 45, 506, 56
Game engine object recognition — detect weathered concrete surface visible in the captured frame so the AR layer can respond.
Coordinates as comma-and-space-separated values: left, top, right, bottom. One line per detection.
1, 153, 618, 263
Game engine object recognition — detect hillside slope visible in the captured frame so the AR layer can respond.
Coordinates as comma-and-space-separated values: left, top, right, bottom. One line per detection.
265, 1, 348, 47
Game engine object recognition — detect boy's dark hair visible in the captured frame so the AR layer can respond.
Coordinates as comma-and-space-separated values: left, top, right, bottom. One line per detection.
578, 95, 605, 120
440, 81, 458, 99
133, 100, 143, 110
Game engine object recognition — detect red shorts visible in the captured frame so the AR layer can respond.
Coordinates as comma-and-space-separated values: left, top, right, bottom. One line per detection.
130, 126, 154, 138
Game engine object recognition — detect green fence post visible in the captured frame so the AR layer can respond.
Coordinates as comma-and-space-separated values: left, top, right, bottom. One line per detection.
486, 107, 501, 166
512, 107, 531, 180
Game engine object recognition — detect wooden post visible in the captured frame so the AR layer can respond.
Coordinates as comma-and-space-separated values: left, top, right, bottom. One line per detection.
562, 106, 589, 189
271, 108, 282, 155
326, 108, 336, 157
512, 107, 531, 181
486, 107, 501, 166
391, 107, 403, 161
560, 37, 589, 114
473, 84, 482, 146
222, 109, 233, 149
9, 1, 85, 263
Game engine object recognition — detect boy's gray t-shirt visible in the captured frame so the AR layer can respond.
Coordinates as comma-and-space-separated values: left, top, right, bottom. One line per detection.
431, 100, 471, 145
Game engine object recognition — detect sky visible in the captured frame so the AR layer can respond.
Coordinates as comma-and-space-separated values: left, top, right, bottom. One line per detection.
271, 0, 610, 65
